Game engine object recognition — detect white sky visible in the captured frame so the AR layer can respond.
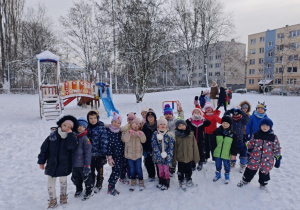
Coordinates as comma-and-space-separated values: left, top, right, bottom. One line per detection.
25, 0, 300, 46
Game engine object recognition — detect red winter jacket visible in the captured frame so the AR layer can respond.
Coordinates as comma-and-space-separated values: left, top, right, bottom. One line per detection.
204, 110, 222, 134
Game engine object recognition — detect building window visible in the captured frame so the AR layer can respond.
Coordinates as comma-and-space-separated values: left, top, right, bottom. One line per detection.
198, 73, 202, 77
250, 39, 256, 44
215, 72, 220, 76
209, 64, 213, 68
275, 68, 283, 74
289, 30, 300, 37
209, 56, 213, 60
277, 45, 284, 51
288, 55, 298, 61
249, 59, 255, 65
249, 79, 254, 84
260, 37, 265, 42
199, 65, 202, 69
275, 78, 282, 84
250, 49, 256, 54
208, 72, 212, 76
276, 56, 283, 63
198, 80, 202, 85
287, 78, 297, 84
289, 42, 299, 49
268, 51, 273, 57
259, 58, 264, 64
267, 63, 272, 68
215, 54, 221, 59
287, 67, 298, 73
277, 33, 284, 39
259, 48, 264, 53
249, 69, 255, 75
266, 74, 271, 79
215, 63, 221, 68
268, 41, 273, 46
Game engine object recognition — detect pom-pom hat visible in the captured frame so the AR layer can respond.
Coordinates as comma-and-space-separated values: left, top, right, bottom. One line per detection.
164, 104, 173, 115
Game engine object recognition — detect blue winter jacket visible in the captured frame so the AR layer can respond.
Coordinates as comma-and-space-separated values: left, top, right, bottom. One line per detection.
72, 131, 92, 167
38, 130, 77, 177
245, 111, 269, 137
151, 131, 174, 165
106, 129, 125, 161
87, 121, 108, 157
231, 112, 250, 141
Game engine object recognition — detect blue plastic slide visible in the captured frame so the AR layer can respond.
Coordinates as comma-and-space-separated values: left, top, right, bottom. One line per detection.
97, 83, 119, 117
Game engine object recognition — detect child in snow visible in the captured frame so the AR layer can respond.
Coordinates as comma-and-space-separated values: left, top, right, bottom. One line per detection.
194, 96, 201, 109
239, 101, 251, 142
142, 110, 159, 181
186, 108, 211, 171
203, 102, 222, 161
245, 102, 269, 140
141, 108, 149, 125
204, 90, 210, 103
211, 115, 238, 184
199, 91, 206, 108
86, 110, 108, 193
152, 116, 175, 190
121, 112, 136, 132
71, 118, 93, 201
172, 120, 200, 190
237, 118, 282, 190
122, 118, 146, 191
38, 115, 78, 208
107, 114, 128, 196
224, 107, 250, 172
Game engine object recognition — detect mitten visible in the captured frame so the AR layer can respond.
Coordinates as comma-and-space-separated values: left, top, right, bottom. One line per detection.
83, 166, 91, 181
274, 155, 282, 168
237, 109, 243, 115
137, 131, 143, 137
101, 156, 107, 165
128, 130, 135, 135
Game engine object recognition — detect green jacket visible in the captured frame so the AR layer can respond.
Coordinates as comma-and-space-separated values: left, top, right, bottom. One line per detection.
212, 126, 238, 160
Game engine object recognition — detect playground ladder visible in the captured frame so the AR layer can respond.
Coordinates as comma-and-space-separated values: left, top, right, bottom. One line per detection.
40, 85, 62, 120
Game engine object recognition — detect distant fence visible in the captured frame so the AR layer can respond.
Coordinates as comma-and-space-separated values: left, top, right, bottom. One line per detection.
0, 88, 38, 94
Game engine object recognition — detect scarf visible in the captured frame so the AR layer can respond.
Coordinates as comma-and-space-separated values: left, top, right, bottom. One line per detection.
221, 127, 232, 137
77, 129, 87, 137
253, 110, 266, 119
205, 112, 214, 116
146, 121, 157, 132
58, 127, 68, 139
232, 114, 242, 122
192, 114, 204, 121
157, 130, 167, 154
175, 126, 191, 138
108, 124, 121, 133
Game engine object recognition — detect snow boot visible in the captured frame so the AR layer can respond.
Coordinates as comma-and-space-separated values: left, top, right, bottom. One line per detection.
157, 177, 163, 189
224, 173, 230, 184
186, 179, 194, 187
94, 178, 104, 193
260, 184, 268, 191
179, 180, 187, 191
119, 177, 130, 185
74, 186, 83, 198
197, 162, 203, 171
160, 179, 167, 190
237, 180, 248, 187
139, 180, 145, 191
162, 179, 170, 190
82, 188, 93, 201
130, 179, 136, 191
213, 171, 221, 182
239, 164, 246, 173
107, 185, 120, 196
47, 198, 58, 209
60, 194, 68, 205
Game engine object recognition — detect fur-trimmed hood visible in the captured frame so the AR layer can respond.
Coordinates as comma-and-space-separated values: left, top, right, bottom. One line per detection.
239, 100, 251, 114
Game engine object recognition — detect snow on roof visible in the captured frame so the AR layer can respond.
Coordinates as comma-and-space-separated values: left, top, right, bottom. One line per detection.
258, 79, 272, 85
36, 50, 59, 62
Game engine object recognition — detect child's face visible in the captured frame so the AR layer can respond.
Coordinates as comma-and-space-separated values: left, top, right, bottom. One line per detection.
206, 108, 213, 113
61, 123, 72, 132
193, 110, 201, 115
261, 124, 270, 132
164, 114, 173, 120
131, 123, 140, 131
141, 111, 147, 119
257, 107, 265, 114
147, 115, 155, 124
78, 125, 86, 133
222, 122, 230, 129
177, 124, 186, 130
89, 114, 98, 125
112, 120, 121, 129
241, 108, 247, 113
158, 124, 167, 131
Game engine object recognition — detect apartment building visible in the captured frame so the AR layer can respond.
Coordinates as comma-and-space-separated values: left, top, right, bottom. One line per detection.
246, 24, 300, 92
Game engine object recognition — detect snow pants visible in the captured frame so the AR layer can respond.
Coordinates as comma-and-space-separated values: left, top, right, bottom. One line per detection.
158, 164, 170, 180
47, 176, 67, 200
243, 167, 270, 186
108, 156, 127, 187
91, 156, 105, 186
238, 141, 248, 166
177, 161, 193, 182
144, 155, 159, 178
71, 167, 93, 191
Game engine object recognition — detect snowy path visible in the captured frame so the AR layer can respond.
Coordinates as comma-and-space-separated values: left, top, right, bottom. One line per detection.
0, 88, 299, 210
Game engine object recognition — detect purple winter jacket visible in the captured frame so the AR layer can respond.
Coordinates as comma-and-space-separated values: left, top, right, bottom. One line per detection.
72, 130, 92, 167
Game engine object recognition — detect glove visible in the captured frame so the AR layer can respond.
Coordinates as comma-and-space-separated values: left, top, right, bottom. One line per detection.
101, 156, 107, 165
236, 109, 243, 115
83, 165, 91, 181
274, 156, 282, 168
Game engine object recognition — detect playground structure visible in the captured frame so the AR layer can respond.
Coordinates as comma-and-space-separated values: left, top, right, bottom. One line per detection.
37, 51, 118, 120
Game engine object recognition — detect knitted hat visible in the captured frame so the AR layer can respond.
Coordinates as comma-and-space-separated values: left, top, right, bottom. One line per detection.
260, 118, 273, 129
141, 107, 149, 114
256, 101, 267, 111
131, 118, 142, 127
157, 116, 168, 126
57, 115, 78, 132
175, 119, 187, 128
203, 102, 214, 111
111, 113, 122, 124
87, 110, 99, 122
146, 110, 157, 123
127, 112, 136, 121
192, 108, 204, 116
77, 117, 88, 128
164, 104, 173, 115
221, 115, 233, 126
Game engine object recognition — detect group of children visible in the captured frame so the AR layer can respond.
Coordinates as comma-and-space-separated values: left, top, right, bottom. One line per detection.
38, 94, 282, 208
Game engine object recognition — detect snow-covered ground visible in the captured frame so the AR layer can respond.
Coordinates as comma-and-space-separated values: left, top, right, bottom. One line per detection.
0, 88, 299, 210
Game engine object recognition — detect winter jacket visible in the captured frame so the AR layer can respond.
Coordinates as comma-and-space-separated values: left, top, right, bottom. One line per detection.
218, 87, 227, 105
167, 110, 185, 132
38, 129, 77, 177
172, 131, 200, 165
142, 123, 157, 155
151, 131, 174, 165
245, 111, 269, 137
210, 86, 219, 99
122, 130, 146, 160
87, 121, 108, 157
204, 110, 222, 134
212, 126, 238, 160
199, 95, 206, 108
186, 118, 211, 143
231, 111, 250, 141
247, 129, 281, 174
239, 100, 251, 134
72, 130, 92, 167
106, 129, 125, 161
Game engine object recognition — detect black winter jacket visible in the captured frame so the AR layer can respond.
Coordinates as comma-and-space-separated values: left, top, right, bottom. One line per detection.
142, 123, 157, 154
